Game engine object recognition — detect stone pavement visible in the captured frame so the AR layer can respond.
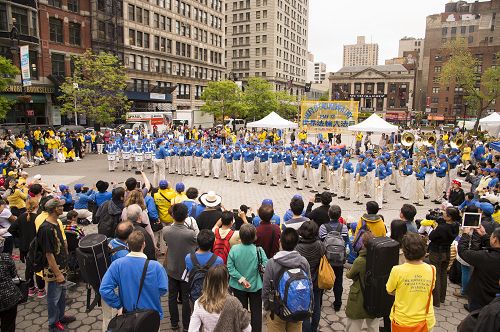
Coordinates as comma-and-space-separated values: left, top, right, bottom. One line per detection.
14, 155, 469, 331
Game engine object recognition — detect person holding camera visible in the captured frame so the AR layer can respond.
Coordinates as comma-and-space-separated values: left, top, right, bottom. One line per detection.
428, 207, 460, 307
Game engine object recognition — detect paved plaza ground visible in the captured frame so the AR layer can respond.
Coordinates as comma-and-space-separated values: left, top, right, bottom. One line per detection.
14, 154, 469, 331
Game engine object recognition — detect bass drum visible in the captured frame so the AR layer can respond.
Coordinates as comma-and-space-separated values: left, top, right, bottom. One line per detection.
76, 233, 110, 291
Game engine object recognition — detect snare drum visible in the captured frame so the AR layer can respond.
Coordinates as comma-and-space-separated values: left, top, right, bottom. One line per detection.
135, 153, 144, 162
145, 153, 152, 160
107, 153, 116, 161
122, 152, 131, 160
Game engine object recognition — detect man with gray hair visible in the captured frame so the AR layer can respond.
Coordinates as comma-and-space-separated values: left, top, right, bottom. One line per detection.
123, 206, 156, 260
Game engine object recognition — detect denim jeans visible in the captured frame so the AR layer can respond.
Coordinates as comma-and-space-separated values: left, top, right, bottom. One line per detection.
167, 277, 190, 330
302, 287, 323, 332
461, 264, 471, 295
47, 281, 66, 326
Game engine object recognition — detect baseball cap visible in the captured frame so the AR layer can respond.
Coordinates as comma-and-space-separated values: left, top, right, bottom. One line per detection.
175, 183, 185, 192
59, 185, 69, 192
262, 199, 273, 206
159, 180, 168, 189
74, 184, 84, 191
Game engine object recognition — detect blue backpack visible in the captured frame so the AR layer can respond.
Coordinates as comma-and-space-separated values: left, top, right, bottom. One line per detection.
271, 266, 313, 322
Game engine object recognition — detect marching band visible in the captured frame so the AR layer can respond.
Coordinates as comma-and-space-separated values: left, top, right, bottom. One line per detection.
102, 129, 488, 208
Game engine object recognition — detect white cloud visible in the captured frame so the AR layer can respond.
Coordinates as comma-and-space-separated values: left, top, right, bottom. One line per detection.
308, 0, 448, 72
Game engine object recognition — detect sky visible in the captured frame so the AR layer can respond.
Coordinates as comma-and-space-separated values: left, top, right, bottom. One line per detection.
308, 0, 450, 72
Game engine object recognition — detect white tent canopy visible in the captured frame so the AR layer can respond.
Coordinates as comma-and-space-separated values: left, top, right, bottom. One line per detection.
347, 113, 399, 133
246, 111, 298, 129
479, 112, 500, 137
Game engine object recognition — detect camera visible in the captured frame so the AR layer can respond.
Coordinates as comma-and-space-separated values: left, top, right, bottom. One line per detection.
425, 208, 445, 224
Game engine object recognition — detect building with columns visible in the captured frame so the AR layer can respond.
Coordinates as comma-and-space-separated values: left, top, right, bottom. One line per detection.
329, 64, 415, 123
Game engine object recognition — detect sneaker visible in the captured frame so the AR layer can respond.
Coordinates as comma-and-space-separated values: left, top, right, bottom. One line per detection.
453, 290, 465, 298
11, 254, 20, 261
60, 315, 76, 324
49, 322, 65, 331
28, 287, 38, 297
37, 289, 46, 298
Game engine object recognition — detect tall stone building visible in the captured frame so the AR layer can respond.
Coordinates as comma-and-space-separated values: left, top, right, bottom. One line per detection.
91, 0, 225, 111
343, 36, 379, 67
313, 61, 326, 83
421, 0, 499, 123
224, 0, 309, 97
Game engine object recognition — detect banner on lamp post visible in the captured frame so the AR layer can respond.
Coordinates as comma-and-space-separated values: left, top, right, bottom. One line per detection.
20, 45, 31, 87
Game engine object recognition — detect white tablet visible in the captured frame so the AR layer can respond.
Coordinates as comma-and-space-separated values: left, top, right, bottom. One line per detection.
462, 212, 482, 228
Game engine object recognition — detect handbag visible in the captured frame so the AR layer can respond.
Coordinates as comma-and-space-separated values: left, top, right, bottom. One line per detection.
317, 255, 335, 290
107, 260, 161, 332
13, 273, 29, 304
256, 247, 265, 280
391, 265, 435, 332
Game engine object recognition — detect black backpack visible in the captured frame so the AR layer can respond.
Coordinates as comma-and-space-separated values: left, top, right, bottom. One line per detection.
26, 236, 45, 273
96, 201, 121, 238
188, 253, 218, 303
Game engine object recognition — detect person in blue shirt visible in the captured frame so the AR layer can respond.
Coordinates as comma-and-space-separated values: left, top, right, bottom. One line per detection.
364, 150, 376, 199
353, 154, 367, 205
194, 142, 203, 176
100, 230, 168, 320
106, 139, 118, 172
339, 154, 353, 200
224, 148, 233, 181
401, 158, 414, 201
252, 199, 281, 227
283, 147, 293, 188
232, 144, 243, 182
295, 148, 306, 190
269, 146, 282, 187
309, 149, 323, 193
108, 221, 133, 263
414, 159, 428, 206
374, 157, 387, 208
458, 192, 477, 211
184, 230, 223, 278
59, 185, 74, 211
89, 180, 113, 207
425, 150, 436, 199
74, 183, 94, 219
433, 154, 448, 204
448, 148, 461, 191
153, 142, 167, 186
258, 146, 269, 185
243, 145, 256, 184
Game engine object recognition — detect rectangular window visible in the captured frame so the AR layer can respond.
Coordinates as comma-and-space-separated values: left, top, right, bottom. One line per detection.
49, 18, 63, 43
461, 26, 466, 34
68, 0, 79, 12
69, 23, 81, 45
154, 13, 159, 28
432, 87, 440, 94
442, 27, 447, 36
98, 21, 105, 39
144, 57, 150, 72
136, 7, 143, 23
136, 55, 142, 70
12, 6, 29, 35
451, 27, 456, 35
51, 53, 65, 76
136, 31, 143, 47
154, 36, 159, 50
0, 4, 7, 31
48, 0, 62, 7
143, 33, 150, 48
128, 4, 135, 21
129, 29, 135, 45
469, 25, 475, 33
143, 10, 150, 25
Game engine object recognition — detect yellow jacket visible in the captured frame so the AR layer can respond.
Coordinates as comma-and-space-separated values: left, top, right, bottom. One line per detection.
7, 187, 28, 209
354, 214, 387, 238
15, 138, 25, 150
154, 188, 177, 223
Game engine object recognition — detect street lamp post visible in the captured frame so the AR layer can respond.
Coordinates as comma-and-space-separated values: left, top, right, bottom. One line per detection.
10, 19, 30, 134
462, 102, 468, 132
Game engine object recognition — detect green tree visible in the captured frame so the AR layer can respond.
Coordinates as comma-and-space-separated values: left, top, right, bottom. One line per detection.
58, 50, 131, 124
243, 77, 278, 120
275, 90, 298, 120
318, 92, 329, 101
0, 56, 20, 119
439, 39, 500, 131
200, 80, 245, 122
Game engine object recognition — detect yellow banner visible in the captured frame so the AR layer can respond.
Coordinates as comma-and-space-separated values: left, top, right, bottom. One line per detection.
300, 100, 359, 132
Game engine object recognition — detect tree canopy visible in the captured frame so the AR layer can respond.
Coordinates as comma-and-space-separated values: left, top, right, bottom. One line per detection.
200, 80, 245, 121
439, 38, 500, 131
0, 56, 20, 119
58, 50, 131, 124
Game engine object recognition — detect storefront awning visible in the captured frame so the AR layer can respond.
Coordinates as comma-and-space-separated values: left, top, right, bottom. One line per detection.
427, 115, 445, 121
0, 93, 46, 103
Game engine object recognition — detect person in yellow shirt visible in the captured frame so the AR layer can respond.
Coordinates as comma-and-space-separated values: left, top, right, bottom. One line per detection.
171, 183, 188, 205
386, 233, 436, 330
461, 143, 471, 162
443, 133, 449, 142
298, 130, 307, 143
153, 180, 177, 224
258, 130, 267, 142
33, 127, 41, 141
15, 136, 25, 150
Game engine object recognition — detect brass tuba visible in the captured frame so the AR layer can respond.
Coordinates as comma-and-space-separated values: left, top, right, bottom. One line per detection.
450, 134, 464, 149
424, 133, 437, 147
401, 132, 415, 147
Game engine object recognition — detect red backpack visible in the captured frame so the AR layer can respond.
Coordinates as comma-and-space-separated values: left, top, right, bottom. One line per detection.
213, 228, 234, 264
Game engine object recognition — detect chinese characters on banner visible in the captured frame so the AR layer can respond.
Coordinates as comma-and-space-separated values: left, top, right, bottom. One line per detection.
300, 101, 359, 132
20, 45, 31, 87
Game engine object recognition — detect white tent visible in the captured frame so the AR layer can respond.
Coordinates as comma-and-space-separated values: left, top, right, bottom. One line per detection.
246, 111, 298, 129
479, 112, 500, 137
347, 113, 398, 133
